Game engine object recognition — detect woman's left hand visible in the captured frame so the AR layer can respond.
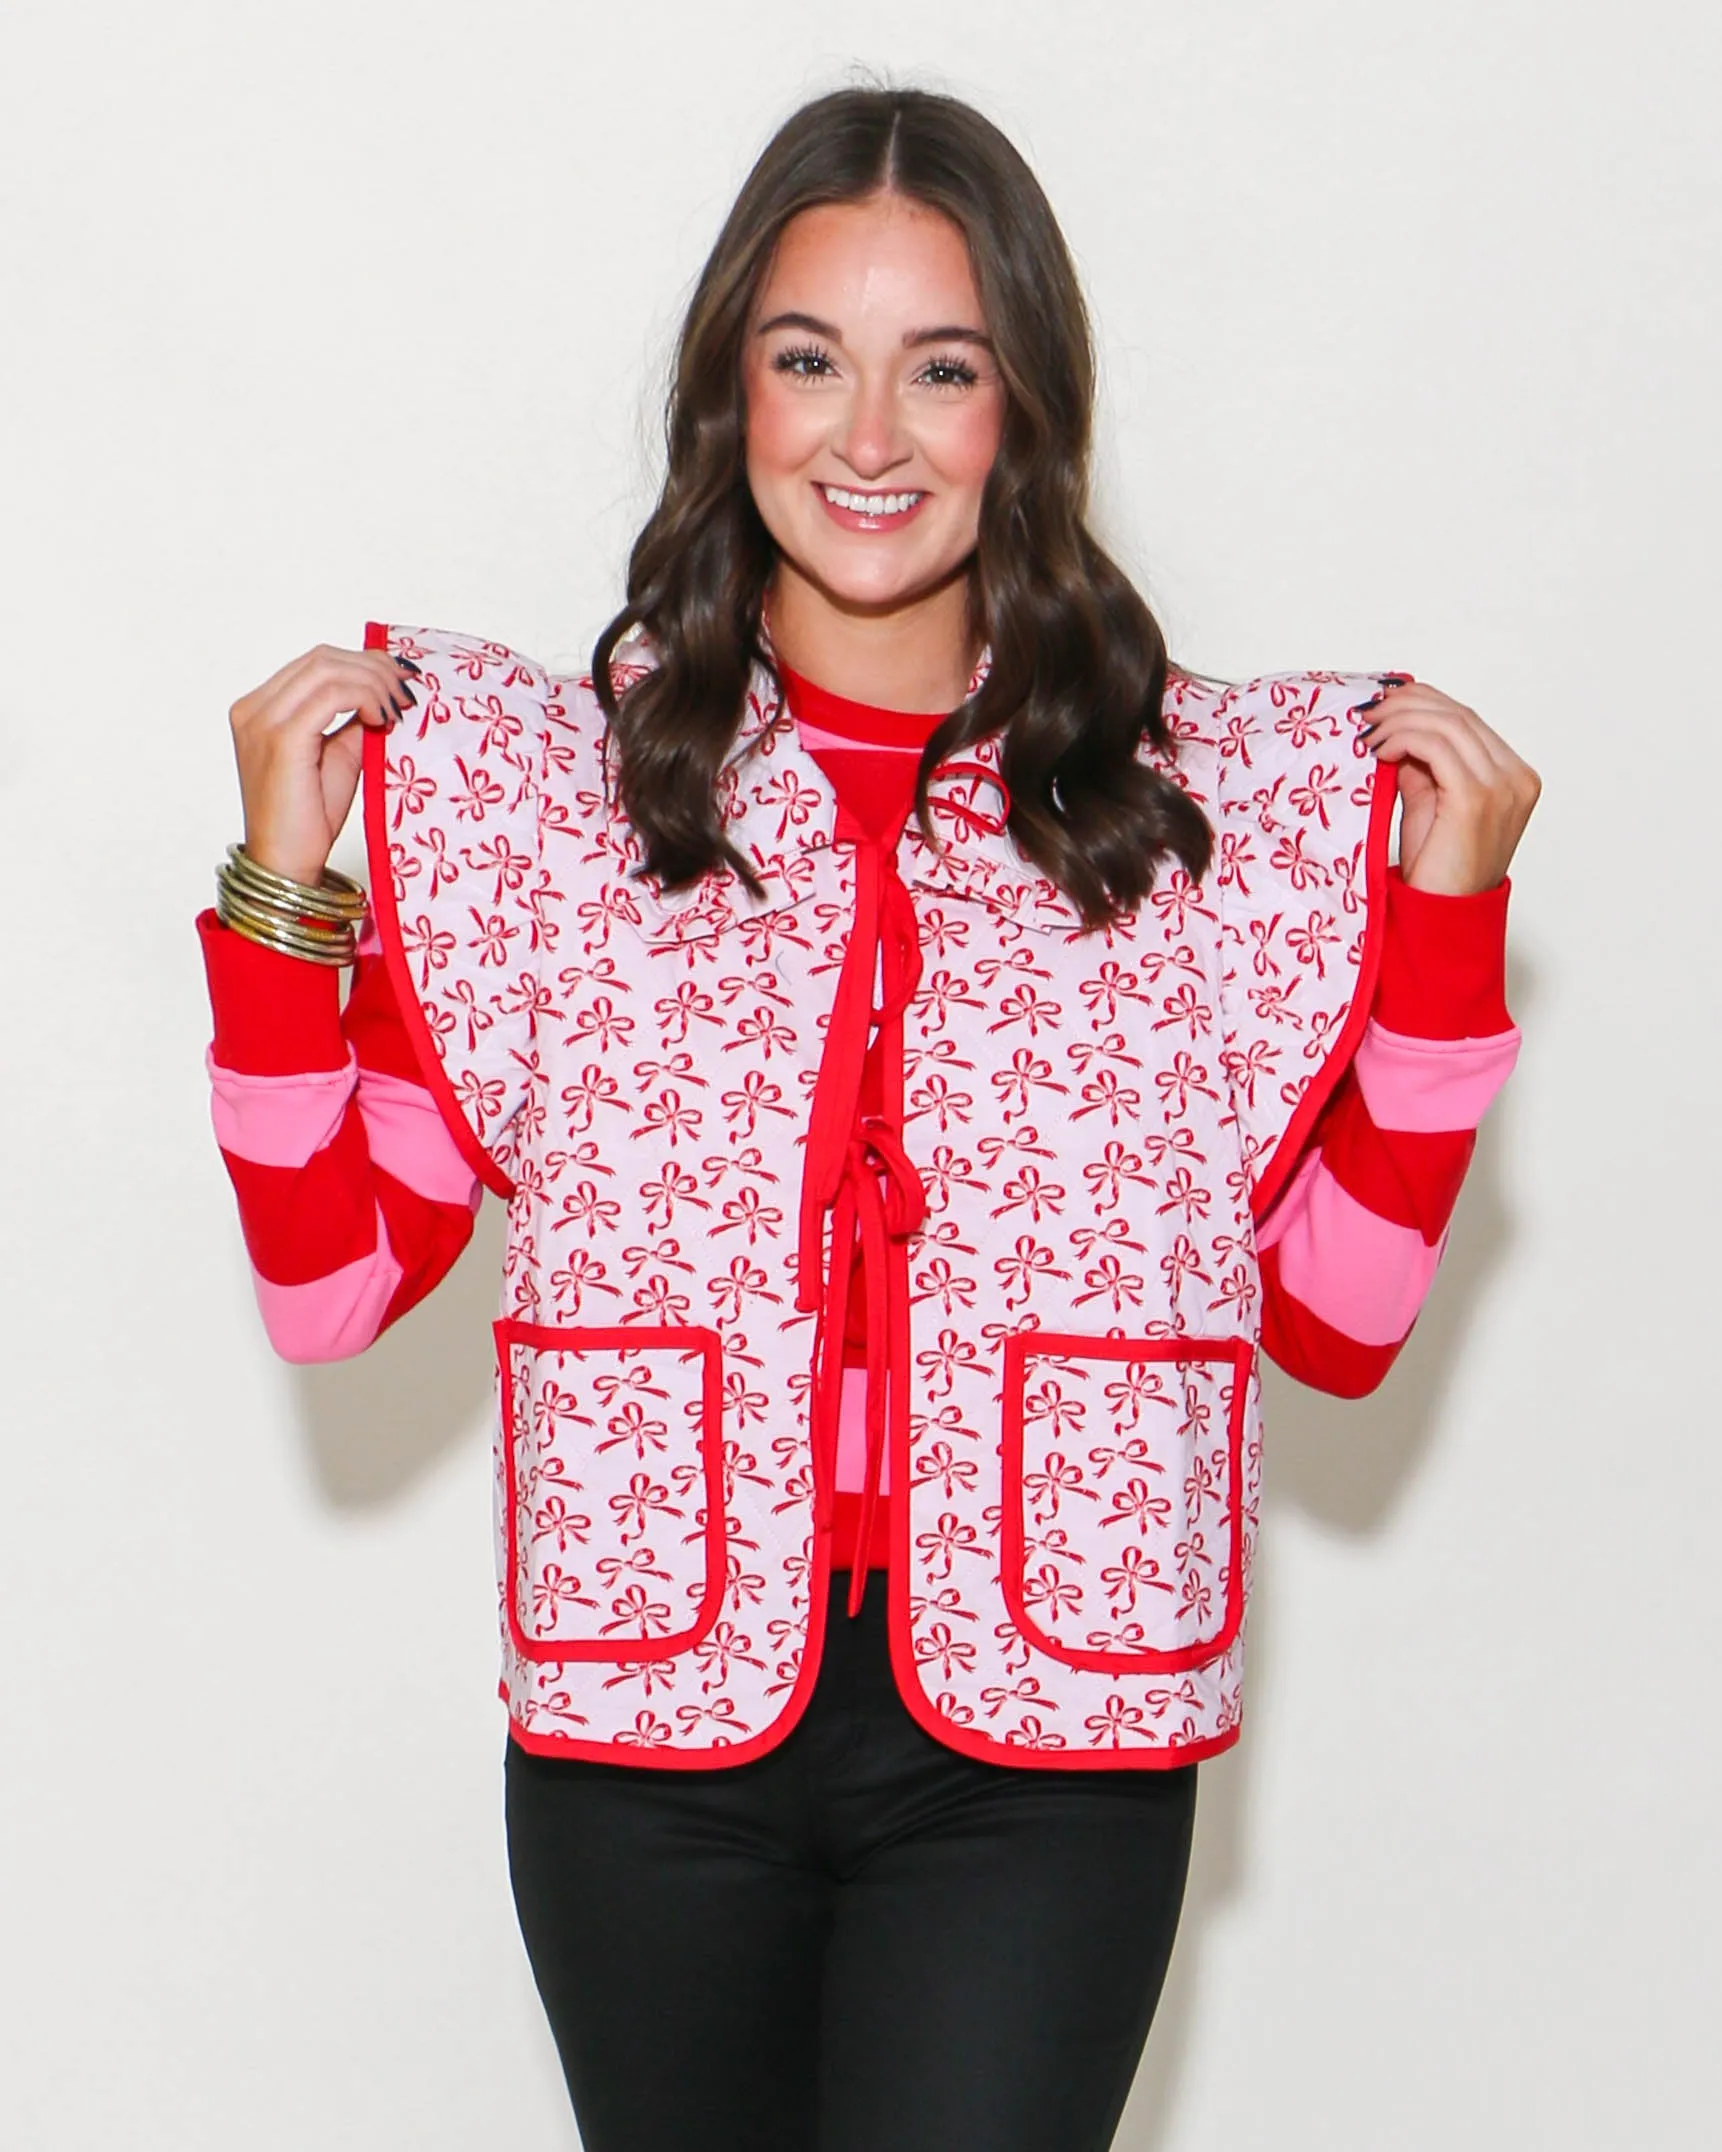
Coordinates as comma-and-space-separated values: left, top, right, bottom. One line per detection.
1362, 682, 1541, 896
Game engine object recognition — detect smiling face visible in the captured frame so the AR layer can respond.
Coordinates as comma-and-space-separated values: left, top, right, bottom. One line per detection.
742, 192, 1008, 641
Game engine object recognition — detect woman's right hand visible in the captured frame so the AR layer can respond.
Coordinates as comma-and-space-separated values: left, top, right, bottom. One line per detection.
227, 644, 417, 885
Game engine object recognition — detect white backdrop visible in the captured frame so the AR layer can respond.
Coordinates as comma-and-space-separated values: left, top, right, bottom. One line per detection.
3, 3, 1717, 2145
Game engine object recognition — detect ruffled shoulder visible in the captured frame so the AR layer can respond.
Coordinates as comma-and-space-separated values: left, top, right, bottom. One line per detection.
1174, 669, 1403, 1218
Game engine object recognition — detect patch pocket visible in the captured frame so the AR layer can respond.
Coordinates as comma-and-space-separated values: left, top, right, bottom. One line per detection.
496, 1321, 725, 1663
1000, 1331, 1251, 1675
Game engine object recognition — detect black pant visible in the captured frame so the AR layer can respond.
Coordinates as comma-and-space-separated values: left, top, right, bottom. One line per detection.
505, 1571, 1197, 2152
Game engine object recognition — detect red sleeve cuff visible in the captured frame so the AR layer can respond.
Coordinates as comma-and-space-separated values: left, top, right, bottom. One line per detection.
197, 908, 348, 1074
1373, 870, 1513, 1040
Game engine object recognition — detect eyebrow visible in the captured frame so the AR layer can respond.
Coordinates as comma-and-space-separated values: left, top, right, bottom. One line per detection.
754, 310, 994, 351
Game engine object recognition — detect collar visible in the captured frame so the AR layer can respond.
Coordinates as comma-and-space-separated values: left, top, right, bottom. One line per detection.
622, 637, 1085, 942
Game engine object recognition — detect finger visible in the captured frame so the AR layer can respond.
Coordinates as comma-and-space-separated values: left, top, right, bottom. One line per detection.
234, 644, 413, 727
266, 657, 411, 741
1399, 695, 1522, 782
1454, 708, 1539, 793
330, 644, 417, 700
1365, 719, 1497, 803
343, 647, 420, 722
318, 717, 368, 799
1368, 685, 1527, 784
230, 648, 325, 730
1365, 706, 1499, 791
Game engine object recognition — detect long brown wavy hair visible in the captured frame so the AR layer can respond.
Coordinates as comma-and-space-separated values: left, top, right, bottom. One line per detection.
592, 86, 1212, 929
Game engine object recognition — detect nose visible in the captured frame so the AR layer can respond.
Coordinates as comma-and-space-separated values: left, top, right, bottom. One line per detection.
834, 372, 913, 482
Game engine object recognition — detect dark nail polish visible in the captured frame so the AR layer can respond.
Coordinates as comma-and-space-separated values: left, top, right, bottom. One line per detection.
399, 686, 417, 707
396, 658, 422, 677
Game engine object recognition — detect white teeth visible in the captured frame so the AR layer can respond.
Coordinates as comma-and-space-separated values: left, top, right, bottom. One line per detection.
821, 485, 923, 517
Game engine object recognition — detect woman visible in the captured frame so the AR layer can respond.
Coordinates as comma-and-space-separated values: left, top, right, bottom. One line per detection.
202, 86, 1537, 2152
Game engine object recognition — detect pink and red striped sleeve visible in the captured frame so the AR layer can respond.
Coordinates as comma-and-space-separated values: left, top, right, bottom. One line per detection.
199, 911, 480, 1363
1256, 870, 1519, 1397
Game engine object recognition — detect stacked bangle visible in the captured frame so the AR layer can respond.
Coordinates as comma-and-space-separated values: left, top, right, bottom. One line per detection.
215, 843, 368, 967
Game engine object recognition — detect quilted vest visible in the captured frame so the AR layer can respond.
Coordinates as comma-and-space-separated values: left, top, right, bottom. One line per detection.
360, 620, 1399, 1769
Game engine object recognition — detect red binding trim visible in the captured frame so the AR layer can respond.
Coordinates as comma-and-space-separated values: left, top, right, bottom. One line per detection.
998, 1331, 1250, 1676
1249, 694, 1402, 1222
360, 619, 515, 1201
881, 1699, 1241, 1774
496, 1321, 728, 1665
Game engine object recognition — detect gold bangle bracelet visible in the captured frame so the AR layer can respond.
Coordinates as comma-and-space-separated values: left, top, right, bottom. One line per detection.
225, 841, 367, 909
223, 844, 368, 923
213, 841, 368, 966
216, 877, 355, 934
216, 901, 356, 967
216, 883, 356, 949
215, 872, 360, 966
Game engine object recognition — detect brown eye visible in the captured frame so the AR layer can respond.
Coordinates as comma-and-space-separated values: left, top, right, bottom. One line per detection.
772, 345, 835, 378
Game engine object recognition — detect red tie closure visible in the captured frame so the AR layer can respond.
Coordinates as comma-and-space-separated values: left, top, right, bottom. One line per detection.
797, 831, 930, 1615
794, 736, 1010, 1617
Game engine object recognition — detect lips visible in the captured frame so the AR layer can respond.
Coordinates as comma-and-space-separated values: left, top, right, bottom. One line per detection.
815, 482, 929, 532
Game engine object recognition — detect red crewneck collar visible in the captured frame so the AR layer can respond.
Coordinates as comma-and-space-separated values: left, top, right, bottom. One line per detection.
776, 662, 950, 750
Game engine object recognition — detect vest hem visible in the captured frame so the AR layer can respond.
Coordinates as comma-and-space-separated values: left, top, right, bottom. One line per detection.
883, 1587, 1240, 1770
497, 1559, 838, 1770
